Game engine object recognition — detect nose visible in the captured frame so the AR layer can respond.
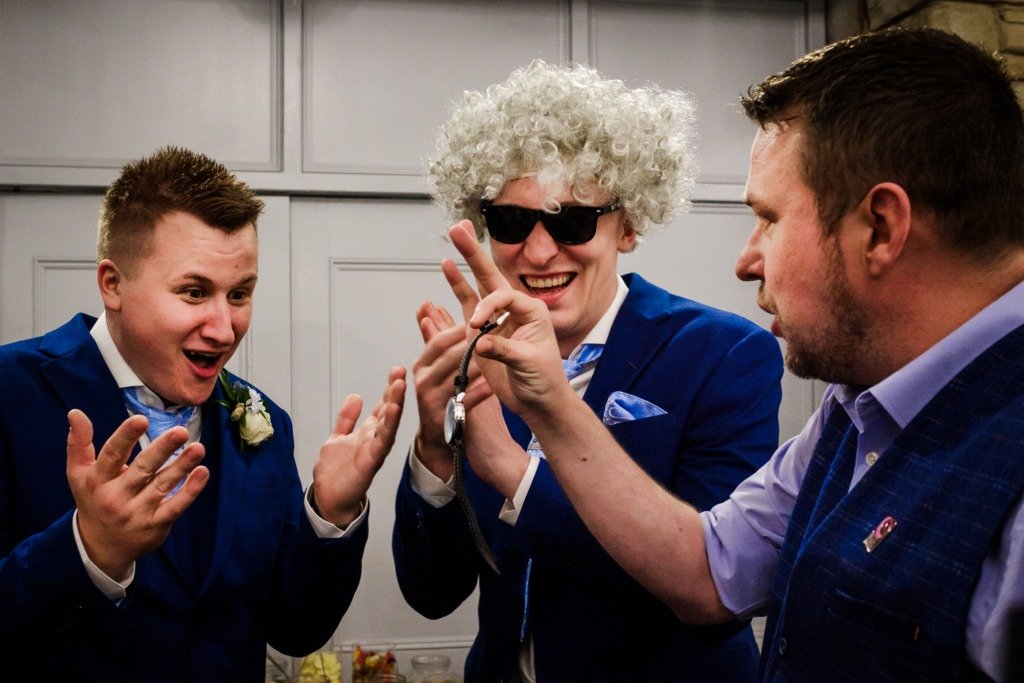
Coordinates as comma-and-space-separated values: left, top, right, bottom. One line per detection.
521, 220, 559, 265
735, 225, 765, 282
201, 299, 236, 347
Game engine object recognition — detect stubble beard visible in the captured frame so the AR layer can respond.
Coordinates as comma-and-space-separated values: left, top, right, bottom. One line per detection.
780, 242, 870, 386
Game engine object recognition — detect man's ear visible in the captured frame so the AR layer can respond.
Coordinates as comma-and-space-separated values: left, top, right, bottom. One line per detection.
618, 217, 638, 253
97, 259, 125, 311
857, 182, 912, 278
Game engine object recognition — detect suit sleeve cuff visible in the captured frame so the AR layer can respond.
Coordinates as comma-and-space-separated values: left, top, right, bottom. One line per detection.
498, 455, 540, 526
72, 509, 132, 602
408, 445, 456, 508
304, 486, 367, 538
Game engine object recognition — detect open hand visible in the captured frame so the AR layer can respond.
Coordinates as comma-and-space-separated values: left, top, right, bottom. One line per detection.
444, 221, 567, 420
66, 409, 209, 580
410, 301, 468, 480
311, 366, 406, 527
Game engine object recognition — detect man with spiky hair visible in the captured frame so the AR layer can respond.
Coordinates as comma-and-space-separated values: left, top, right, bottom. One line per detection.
0, 146, 406, 680
443, 29, 1024, 681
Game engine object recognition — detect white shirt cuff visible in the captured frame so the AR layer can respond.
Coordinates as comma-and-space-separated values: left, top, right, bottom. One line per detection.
498, 455, 540, 526
72, 509, 132, 602
304, 486, 367, 538
408, 446, 457, 508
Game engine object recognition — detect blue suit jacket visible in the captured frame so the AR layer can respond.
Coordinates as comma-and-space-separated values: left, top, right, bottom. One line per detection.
394, 274, 783, 682
0, 314, 367, 681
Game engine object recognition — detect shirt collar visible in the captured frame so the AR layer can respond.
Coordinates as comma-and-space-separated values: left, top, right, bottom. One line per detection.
567, 276, 628, 362
837, 277, 1024, 430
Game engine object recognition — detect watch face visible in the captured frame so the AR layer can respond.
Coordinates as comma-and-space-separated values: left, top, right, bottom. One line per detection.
444, 394, 466, 449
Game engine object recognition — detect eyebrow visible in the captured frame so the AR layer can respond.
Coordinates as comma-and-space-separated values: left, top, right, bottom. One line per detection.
744, 196, 778, 222
180, 273, 258, 288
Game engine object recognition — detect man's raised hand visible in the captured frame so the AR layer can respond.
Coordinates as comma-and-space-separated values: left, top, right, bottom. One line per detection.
444, 221, 567, 420
66, 409, 208, 580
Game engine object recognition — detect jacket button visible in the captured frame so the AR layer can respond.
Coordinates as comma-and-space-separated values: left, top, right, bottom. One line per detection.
778, 637, 788, 655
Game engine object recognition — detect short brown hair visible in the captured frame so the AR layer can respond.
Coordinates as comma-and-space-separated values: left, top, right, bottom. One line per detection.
97, 146, 264, 271
742, 28, 1024, 262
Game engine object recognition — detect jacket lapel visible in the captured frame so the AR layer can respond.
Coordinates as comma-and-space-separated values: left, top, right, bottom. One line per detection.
155, 380, 252, 596
197, 379, 252, 598
39, 314, 131, 456
582, 274, 672, 417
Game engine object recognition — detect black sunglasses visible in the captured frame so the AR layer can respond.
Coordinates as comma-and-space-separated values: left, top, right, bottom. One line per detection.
480, 200, 621, 245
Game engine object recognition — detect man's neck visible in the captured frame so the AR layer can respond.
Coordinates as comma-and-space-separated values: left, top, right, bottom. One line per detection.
91, 311, 193, 409
556, 275, 629, 358
866, 249, 1024, 384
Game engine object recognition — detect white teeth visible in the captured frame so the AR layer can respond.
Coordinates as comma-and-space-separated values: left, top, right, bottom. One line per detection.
524, 274, 570, 289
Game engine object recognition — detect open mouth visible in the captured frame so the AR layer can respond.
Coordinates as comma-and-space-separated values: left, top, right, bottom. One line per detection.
184, 350, 222, 370
521, 273, 575, 294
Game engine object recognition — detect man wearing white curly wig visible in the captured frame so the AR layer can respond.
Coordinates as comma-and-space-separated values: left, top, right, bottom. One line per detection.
393, 60, 783, 681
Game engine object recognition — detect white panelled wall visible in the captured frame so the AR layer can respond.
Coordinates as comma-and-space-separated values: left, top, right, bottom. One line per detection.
0, 0, 825, 677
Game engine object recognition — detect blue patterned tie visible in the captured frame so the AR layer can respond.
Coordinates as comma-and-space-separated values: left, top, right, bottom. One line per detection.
560, 343, 604, 382
121, 388, 197, 494
526, 343, 603, 457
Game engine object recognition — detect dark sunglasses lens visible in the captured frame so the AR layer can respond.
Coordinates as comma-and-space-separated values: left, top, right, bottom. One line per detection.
543, 208, 598, 245
484, 206, 537, 244
483, 204, 604, 244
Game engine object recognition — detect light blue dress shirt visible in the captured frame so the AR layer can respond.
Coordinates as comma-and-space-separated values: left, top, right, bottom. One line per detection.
701, 278, 1024, 680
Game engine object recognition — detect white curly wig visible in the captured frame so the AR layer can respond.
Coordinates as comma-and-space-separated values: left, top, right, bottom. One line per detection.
429, 59, 698, 245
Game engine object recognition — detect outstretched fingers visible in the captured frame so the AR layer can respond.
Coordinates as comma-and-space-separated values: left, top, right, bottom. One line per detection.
148, 443, 210, 520
333, 394, 364, 437
68, 410, 149, 482
417, 300, 458, 343
333, 367, 405, 442
442, 258, 482, 330
67, 409, 98, 475
433, 304, 457, 329
368, 368, 406, 443
125, 425, 192, 493
382, 366, 407, 408
414, 323, 466, 376
448, 221, 511, 299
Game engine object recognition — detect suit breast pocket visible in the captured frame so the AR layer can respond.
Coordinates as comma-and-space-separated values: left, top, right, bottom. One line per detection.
606, 411, 683, 479
606, 410, 682, 440
826, 587, 922, 643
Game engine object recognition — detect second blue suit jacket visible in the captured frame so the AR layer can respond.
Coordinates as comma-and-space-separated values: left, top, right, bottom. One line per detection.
394, 274, 783, 682
0, 314, 367, 681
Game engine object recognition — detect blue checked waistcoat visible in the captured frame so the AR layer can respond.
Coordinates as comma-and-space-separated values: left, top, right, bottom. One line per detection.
760, 323, 1024, 682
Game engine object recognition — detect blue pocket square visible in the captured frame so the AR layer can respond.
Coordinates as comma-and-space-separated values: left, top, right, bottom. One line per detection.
603, 391, 667, 425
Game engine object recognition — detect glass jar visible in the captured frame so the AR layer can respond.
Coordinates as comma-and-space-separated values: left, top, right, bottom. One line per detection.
408, 654, 457, 683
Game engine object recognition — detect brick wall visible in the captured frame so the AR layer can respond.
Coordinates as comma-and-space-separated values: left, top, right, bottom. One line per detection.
863, 0, 1024, 107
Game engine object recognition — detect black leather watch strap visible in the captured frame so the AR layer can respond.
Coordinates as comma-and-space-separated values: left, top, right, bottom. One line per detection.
451, 320, 503, 575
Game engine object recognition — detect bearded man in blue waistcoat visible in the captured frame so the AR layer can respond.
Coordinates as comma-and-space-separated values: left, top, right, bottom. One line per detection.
0, 147, 406, 680
437, 28, 1024, 682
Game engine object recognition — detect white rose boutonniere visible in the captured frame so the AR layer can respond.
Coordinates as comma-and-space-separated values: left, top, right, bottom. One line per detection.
218, 370, 274, 448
